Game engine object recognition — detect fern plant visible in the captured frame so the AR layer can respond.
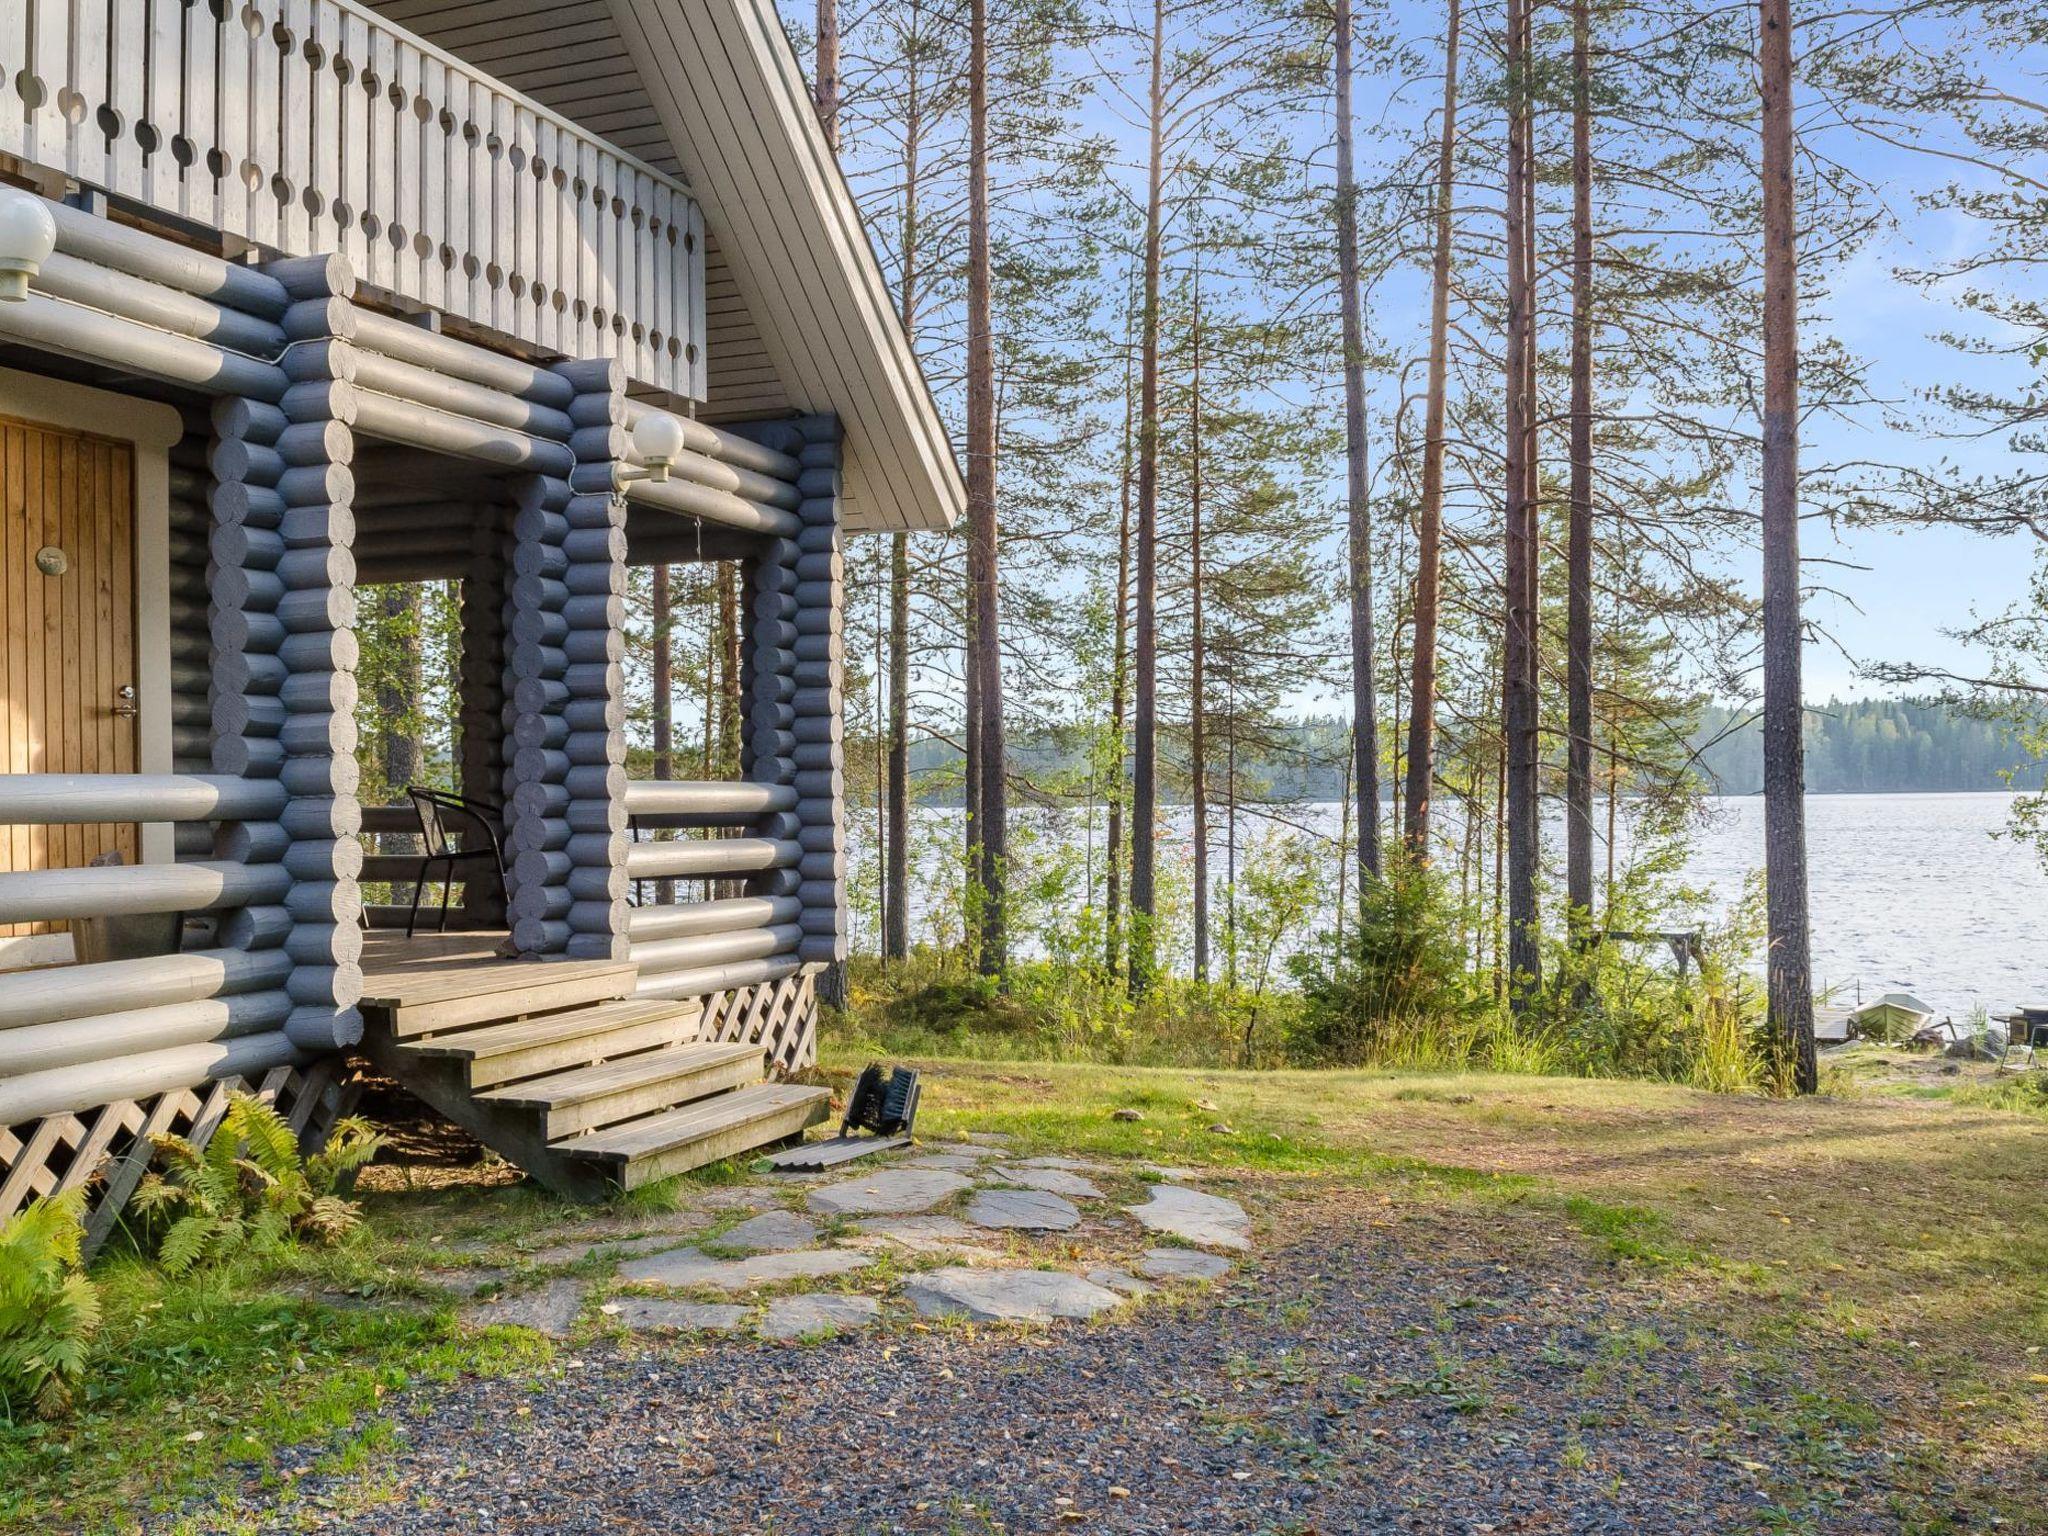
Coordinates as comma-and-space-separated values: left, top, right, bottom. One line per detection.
132, 1093, 384, 1275
0, 1186, 101, 1421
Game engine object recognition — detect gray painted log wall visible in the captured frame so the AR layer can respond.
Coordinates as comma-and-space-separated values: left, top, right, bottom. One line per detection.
0, 206, 324, 1122
622, 414, 842, 1001
556, 359, 632, 961
170, 416, 215, 817
461, 499, 512, 928
788, 417, 850, 966
214, 251, 364, 1054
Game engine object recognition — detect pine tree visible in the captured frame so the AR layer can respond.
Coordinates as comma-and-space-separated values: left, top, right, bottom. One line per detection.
1759, 0, 1815, 1092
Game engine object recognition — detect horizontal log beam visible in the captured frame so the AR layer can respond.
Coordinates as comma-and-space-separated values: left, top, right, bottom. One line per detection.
625, 894, 802, 942
0, 291, 281, 400
48, 197, 290, 317
351, 347, 575, 440
361, 805, 421, 835
620, 468, 801, 538
349, 389, 575, 476
0, 990, 294, 1077
621, 399, 799, 483
0, 946, 293, 1031
36, 251, 287, 360
0, 861, 292, 923
622, 780, 796, 818
0, 774, 287, 825
622, 837, 796, 880
623, 525, 766, 567
0, 1031, 307, 1127
631, 954, 803, 1002
354, 554, 473, 585
351, 309, 575, 407
629, 924, 800, 975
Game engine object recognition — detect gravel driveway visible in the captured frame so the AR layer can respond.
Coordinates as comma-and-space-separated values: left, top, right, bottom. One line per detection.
168, 1189, 1910, 1535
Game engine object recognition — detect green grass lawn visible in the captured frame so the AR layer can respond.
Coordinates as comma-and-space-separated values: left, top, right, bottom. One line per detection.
9, 1051, 2045, 1533
864, 1049, 2048, 1520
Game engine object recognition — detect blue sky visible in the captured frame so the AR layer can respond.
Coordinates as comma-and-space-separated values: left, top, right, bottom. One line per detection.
1781, 80, 2035, 702
1798, 212, 2032, 701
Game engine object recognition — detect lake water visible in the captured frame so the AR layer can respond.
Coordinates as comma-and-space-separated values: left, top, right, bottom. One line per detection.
850, 792, 2047, 1020
1673, 793, 2046, 1019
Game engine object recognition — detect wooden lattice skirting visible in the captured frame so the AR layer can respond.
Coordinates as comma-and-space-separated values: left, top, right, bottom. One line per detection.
0, 1058, 361, 1259
695, 965, 820, 1073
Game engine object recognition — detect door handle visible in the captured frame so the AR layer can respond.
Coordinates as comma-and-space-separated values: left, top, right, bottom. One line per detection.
112, 684, 138, 719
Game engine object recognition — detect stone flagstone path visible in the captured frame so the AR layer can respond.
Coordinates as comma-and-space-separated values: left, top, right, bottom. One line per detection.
1126, 1184, 1251, 1250
963, 1186, 1082, 1231
456, 1131, 1257, 1347
903, 1267, 1126, 1323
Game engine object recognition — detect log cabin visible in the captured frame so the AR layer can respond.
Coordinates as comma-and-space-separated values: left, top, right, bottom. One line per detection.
0, 0, 961, 1233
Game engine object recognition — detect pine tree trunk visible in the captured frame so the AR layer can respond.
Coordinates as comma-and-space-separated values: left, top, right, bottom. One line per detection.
885, 534, 911, 958
1335, 0, 1381, 889
1129, 0, 1167, 994
963, 585, 981, 897
1501, 0, 1542, 1009
1190, 277, 1210, 984
716, 564, 742, 899
967, 0, 1005, 979
1565, 0, 1595, 936
884, 20, 925, 966
1105, 362, 1134, 976
651, 563, 675, 906
717, 562, 741, 777
814, 0, 839, 148
701, 586, 718, 779
1759, 0, 1815, 1093
1336, 736, 1354, 949
380, 585, 422, 853
1492, 727, 1507, 1001
1225, 698, 1239, 988
1404, 0, 1460, 857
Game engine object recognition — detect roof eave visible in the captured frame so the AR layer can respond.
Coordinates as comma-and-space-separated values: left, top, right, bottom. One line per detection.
607, 0, 963, 535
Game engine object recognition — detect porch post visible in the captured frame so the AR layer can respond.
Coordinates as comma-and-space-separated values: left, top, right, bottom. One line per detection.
210, 252, 363, 1050
558, 358, 631, 961
501, 468, 574, 957
790, 417, 847, 967
500, 357, 629, 960
459, 499, 511, 929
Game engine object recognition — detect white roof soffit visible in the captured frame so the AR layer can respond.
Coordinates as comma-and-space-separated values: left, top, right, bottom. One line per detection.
607, 0, 965, 535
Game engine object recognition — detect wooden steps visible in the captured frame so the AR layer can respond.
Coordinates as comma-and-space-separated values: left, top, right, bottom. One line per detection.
358, 935, 827, 1200
475, 1040, 765, 1139
562, 1083, 834, 1191
371, 958, 638, 1038
404, 998, 702, 1088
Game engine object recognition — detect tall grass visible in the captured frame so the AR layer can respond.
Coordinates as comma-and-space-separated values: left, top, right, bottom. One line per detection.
1689, 998, 1764, 1093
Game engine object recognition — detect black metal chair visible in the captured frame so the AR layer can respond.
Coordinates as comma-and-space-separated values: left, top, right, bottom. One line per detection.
404, 787, 506, 937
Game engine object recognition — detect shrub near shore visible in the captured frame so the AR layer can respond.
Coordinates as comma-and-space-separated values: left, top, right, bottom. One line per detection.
836, 854, 1770, 1091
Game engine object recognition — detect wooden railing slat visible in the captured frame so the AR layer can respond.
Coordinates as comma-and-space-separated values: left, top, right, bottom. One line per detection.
4, 0, 704, 394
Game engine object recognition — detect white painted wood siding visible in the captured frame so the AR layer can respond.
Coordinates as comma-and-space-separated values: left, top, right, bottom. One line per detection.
0, 0, 704, 399
357, 0, 788, 421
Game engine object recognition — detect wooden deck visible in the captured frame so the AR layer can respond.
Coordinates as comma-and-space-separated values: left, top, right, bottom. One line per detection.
355, 931, 826, 1198
359, 932, 629, 1015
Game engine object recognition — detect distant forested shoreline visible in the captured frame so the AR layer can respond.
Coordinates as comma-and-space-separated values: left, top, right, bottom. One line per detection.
899, 697, 2044, 803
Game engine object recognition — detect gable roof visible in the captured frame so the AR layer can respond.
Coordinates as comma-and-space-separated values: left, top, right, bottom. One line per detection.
365, 0, 962, 534
608, 0, 963, 534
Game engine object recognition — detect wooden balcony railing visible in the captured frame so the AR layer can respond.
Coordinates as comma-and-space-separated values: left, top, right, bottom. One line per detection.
0, 0, 704, 398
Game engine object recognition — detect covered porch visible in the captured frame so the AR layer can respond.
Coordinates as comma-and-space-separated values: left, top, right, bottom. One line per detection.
0, 195, 845, 1217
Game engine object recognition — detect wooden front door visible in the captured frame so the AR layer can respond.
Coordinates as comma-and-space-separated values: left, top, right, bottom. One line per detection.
1, 414, 139, 936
